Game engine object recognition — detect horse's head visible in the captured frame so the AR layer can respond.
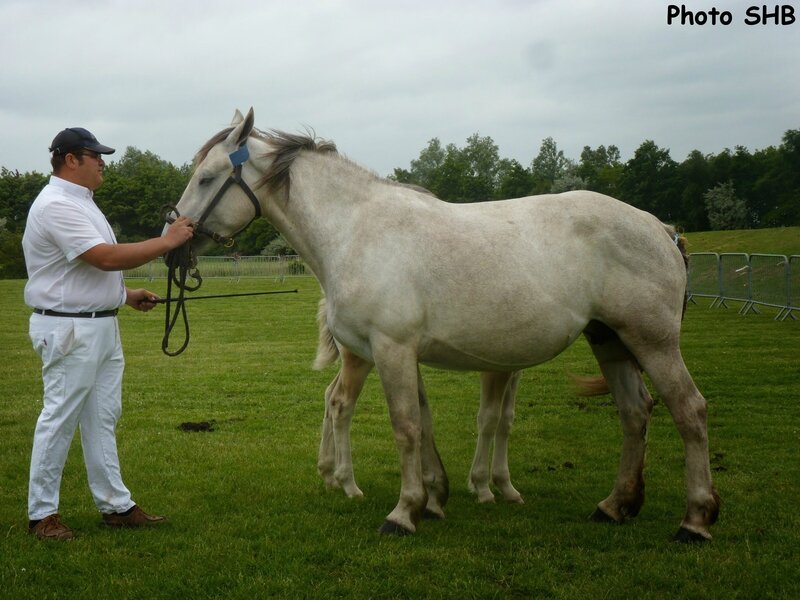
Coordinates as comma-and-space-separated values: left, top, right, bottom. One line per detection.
169, 108, 261, 255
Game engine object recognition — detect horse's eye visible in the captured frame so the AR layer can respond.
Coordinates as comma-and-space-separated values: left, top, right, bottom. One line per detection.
198, 176, 214, 186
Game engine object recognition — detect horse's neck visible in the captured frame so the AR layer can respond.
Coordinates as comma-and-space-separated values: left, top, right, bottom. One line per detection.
261, 153, 376, 288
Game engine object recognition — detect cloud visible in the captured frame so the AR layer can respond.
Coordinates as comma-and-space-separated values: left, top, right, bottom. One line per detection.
1, 0, 797, 176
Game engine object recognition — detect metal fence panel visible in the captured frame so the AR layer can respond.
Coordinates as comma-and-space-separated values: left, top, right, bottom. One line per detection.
685, 252, 798, 320
718, 253, 750, 307
748, 254, 789, 311
687, 252, 720, 301
783, 255, 800, 320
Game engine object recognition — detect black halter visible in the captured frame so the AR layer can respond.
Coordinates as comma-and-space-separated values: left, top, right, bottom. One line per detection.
192, 142, 262, 247
165, 142, 262, 248
160, 141, 262, 355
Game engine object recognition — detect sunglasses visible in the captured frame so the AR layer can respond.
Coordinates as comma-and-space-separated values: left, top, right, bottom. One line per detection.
75, 150, 103, 161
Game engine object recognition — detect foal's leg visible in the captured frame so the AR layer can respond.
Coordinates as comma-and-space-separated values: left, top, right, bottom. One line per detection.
469, 371, 523, 503
491, 370, 524, 503
318, 371, 340, 488
417, 367, 449, 519
317, 349, 372, 498
586, 335, 653, 524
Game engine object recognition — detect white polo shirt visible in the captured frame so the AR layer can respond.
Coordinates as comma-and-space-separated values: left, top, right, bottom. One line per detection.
22, 176, 126, 312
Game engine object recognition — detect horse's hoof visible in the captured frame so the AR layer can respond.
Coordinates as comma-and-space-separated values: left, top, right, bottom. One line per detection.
673, 527, 710, 544
422, 509, 444, 520
589, 506, 620, 524
379, 520, 413, 536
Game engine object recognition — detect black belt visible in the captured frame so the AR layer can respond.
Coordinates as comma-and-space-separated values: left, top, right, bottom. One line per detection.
33, 308, 118, 318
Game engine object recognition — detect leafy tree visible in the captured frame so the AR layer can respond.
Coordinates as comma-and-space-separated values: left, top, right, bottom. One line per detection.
704, 181, 747, 230
236, 219, 280, 255
551, 172, 587, 193
618, 140, 679, 221
393, 138, 446, 192
0, 168, 47, 233
261, 234, 296, 256
0, 218, 26, 278
495, 158, 534, 199
747, 130, 800, 227
95, 147, 191, 242
578, 145, 621, 196
530, 137, 568, 194
676, 150, 712, 232
457, 133, 501, 201
394, 134, 502, 203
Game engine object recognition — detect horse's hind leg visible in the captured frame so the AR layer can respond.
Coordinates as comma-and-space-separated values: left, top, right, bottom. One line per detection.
585, 328, 653, 523
317, 348, 372, 498
634, 344, 720, 541
469, 371, 523, 503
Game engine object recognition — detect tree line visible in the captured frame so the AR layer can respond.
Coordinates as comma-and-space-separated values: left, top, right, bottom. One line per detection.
1, 130, 798, 278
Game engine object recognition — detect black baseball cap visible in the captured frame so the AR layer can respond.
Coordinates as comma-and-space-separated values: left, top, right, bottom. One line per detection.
49, 127, 115, 156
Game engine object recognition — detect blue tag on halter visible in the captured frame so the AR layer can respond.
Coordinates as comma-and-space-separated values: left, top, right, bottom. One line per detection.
229, 144, 250, 167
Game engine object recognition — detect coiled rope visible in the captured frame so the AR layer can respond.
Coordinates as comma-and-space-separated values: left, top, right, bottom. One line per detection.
161, 232, 203, 356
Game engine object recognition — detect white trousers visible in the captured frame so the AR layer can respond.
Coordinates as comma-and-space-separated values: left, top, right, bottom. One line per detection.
28, 314, 134, 520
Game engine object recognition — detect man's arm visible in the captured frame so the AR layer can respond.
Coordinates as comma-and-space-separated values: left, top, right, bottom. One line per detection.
80, 216, 195, 271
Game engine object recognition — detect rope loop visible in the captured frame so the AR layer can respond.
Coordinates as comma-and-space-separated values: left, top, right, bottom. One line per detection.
162, 205, 202, 356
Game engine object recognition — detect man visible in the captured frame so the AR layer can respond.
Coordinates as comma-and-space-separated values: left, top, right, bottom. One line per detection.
22, 127, 195, 540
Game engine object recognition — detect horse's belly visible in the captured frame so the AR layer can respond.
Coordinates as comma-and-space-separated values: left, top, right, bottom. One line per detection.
418, 322, 584, 371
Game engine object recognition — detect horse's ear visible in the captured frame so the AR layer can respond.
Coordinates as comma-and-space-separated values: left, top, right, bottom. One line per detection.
231, 109, 245, 126
227, 107, 255, 147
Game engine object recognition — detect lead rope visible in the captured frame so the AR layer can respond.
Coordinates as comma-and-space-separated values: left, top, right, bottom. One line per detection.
162, 207, 202, 356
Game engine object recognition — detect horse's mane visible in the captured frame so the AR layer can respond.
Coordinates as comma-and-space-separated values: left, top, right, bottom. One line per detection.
196, 126, 432, 196
255, 129, 338, 192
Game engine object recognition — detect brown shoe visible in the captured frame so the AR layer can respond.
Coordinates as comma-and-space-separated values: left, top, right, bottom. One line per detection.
101, 505, 167, 527
29, 514, 74, 540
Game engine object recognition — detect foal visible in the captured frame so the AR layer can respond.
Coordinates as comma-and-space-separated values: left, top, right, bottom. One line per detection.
314, 298, 524, 508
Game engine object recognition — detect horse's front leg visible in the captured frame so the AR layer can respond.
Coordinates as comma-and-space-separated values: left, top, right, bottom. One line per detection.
373, 339, 426, 535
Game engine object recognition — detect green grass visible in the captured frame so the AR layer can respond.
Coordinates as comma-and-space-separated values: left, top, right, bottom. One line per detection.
684, 226, 800, 256
1, 277, 799, 599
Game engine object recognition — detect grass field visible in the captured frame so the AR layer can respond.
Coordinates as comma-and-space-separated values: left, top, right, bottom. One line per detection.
1, 275, 798, 599
684, 226, 799, 256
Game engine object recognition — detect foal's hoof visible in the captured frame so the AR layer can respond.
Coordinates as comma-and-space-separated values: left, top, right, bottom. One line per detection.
379, 520, 413, 536
422, 509, 444, 521
673, 527, 711, 544
589, 507, 621, 524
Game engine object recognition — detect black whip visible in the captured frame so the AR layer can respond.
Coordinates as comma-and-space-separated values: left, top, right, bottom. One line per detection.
152, 290, 298, 303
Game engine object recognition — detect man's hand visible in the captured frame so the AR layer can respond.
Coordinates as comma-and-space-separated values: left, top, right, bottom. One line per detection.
126, 288, 160, 312
164, 216, 195, 250
81, 217, 196, 272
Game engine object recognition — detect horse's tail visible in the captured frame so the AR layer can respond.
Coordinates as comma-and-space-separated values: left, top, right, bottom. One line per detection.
662, 223, 690, 319
572, 374, 610, 396
313, 296, 340, 370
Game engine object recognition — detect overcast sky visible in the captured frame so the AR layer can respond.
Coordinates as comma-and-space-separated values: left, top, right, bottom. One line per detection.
1, 0, 797, 177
